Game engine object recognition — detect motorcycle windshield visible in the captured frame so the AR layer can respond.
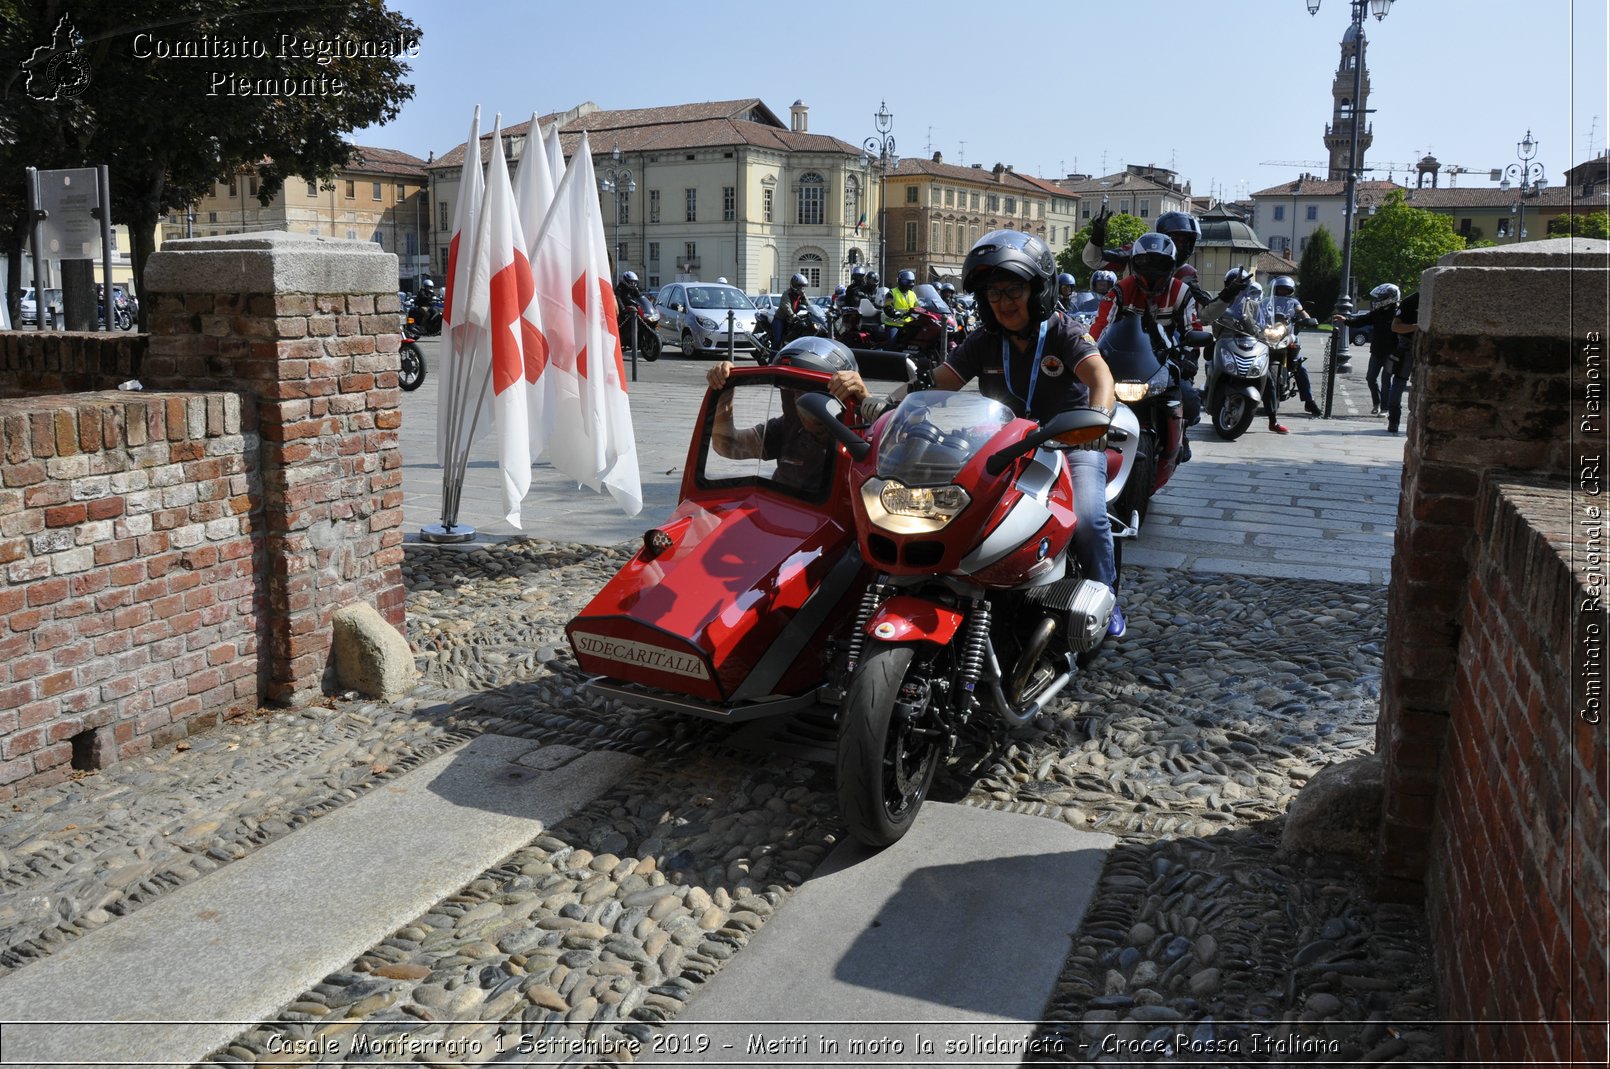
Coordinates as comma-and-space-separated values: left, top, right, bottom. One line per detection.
914, 283, 950, 316
876, 391, 1014, 487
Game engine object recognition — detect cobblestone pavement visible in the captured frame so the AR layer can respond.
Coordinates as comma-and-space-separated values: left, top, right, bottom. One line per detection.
0, 337, 1444, 1064
0, 536, 1440, 1065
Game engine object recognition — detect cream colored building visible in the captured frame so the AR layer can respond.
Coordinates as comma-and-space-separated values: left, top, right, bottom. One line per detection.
163, 146, 431, 289
427, 99, 878, 296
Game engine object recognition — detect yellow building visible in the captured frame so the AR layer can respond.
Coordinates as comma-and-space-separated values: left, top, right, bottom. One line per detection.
428, 99, 877, 296
163, 145, 431, 289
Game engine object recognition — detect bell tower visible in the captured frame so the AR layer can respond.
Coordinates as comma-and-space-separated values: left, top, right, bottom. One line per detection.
1324, 22, 1373, 180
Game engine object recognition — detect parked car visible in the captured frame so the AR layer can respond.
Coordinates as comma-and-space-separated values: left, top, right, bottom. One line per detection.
1350, 323, 1373, 347
18, 287, 63, 326
750, 293, 781, 338
655, 282, 762, 357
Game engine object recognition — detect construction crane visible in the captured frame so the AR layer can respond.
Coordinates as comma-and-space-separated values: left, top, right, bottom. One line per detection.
1260, 158, 1489, 185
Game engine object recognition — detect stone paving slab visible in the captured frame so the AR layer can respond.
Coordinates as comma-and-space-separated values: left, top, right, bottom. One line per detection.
634, 802, 1115, 1068
0, 738, 639, 1068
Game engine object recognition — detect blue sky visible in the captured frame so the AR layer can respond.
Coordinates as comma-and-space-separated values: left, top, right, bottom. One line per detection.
358, 0, 1608, 196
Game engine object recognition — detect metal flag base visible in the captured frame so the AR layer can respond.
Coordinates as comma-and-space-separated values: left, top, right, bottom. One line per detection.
420, 523, 476, 544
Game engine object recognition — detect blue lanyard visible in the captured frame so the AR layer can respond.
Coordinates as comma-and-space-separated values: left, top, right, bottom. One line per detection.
1001, 319, 1051, 413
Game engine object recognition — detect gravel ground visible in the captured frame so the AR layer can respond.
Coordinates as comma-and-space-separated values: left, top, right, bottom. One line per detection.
0, 537, 1443, 1065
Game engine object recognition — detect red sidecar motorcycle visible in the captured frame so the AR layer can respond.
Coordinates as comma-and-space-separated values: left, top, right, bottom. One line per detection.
568, 356, 1132, 846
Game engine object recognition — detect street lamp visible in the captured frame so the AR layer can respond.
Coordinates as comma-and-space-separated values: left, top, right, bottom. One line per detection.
597, 143, 636, 280
1499, 130, 1547, 244
861, 101, 898, 282
1307, 0, 1394, 418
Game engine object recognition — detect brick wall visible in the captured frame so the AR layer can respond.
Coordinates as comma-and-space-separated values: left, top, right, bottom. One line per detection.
0, 230, 407, 794
0, 390, 260, 799
140, 233, 406, 705
0, 331, 144, 397
1429, 477, 1606, 1068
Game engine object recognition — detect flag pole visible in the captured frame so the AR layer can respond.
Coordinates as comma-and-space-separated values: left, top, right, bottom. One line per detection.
422, 107, 485, 544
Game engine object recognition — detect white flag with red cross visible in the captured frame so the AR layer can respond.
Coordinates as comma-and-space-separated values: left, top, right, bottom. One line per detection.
437, 107, 487, 467
529, 132, 641, 516
463, 116, 547, 527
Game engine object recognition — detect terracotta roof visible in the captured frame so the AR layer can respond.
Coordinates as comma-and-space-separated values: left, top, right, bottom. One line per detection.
429, 100, 803, 170
1055, 170, 1182, 196
1256, 250, 1299, 274
890, 156, 1052, 195
347, 145, 430, 179
1251, 177, 1400, 198
1399, 185, 1598, 208
555, 118, 858, 159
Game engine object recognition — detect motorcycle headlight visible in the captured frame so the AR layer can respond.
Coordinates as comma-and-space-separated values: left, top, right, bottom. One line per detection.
696, 316, 719, 330
1114, 381, 1150, 403
863, 479, 970, 533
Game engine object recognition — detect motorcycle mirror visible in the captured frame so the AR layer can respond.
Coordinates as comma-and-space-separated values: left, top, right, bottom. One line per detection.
985, 407, 1107, 476
1182, 329, 1214, 347
795, 391, 870, 461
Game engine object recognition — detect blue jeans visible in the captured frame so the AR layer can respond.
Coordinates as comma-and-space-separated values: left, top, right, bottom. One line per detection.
1068, 449, 1117, 591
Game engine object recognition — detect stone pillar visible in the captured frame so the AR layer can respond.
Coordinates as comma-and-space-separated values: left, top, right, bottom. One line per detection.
1377, 238, 1607, 898
141, 233, 405, 706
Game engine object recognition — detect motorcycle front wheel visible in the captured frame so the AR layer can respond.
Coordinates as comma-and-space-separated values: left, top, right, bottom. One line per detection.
1213, 394, 1254, 440
399, 343, 425, 392
835, 645, 940, 847
1113, 433, 1156, 530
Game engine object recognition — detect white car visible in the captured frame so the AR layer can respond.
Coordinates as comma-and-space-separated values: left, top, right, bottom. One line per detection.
18, 287, 62, 326
655, 282, 762, 357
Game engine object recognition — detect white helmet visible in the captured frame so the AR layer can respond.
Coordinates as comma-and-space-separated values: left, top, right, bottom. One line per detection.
1369, 283, 1401, 308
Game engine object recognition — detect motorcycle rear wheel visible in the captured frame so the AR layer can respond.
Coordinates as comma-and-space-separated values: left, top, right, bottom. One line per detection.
399, 343, 425, 392
835, 645, 940, 847
1213, 394, 1254, 440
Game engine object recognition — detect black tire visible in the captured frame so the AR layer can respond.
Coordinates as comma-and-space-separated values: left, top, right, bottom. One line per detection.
639, 330, 661, 362
1113, 434, 1156, 530
835, 645, 940, 847
681, 330, 699, 359
399, 343, 425, 392
1213, 393, 1255, 440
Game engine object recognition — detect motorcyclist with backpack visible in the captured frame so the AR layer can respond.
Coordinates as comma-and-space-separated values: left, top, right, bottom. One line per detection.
1332, 282, 1402, 415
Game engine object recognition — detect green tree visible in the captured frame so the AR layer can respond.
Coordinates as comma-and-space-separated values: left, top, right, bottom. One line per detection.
0, 1, 418, 315
1296, 226, 1341, 317
1056, 212, 1147, 285
1348, 189, 1466, 297
1547, 210, 1610, 239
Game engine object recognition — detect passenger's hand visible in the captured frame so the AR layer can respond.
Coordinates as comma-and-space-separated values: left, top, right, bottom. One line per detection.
1330, 314, 1345, 323
829, 370, 869, 406
706, 361, 735, 390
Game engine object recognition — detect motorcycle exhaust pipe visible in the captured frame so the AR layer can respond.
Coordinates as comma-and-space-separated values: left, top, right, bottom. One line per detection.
986, 637, 1074, 730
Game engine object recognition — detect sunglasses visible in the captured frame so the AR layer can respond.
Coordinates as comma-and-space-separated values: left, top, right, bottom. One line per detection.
984, 281, 1028, 304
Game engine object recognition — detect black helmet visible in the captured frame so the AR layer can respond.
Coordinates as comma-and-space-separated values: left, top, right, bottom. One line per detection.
773, 336, 857, 375
897, 269, 916, 287
790, 272, 808, 291
1154, 211, 1201, 265
937, 281, 956, 297
1056, 272, 1076, 289
1272, 275, 1296, 297
962, 229, 1056, 331
850, 265, 867, 280
1130, 233, 1177, 290
620, 270, 639, 286
866, 271, 880, 288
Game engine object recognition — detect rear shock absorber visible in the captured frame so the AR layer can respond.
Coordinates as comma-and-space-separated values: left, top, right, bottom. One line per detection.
956, 597, 992, 696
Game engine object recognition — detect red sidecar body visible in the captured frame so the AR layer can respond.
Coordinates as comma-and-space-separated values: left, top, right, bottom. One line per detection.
566, 363, 880, 720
